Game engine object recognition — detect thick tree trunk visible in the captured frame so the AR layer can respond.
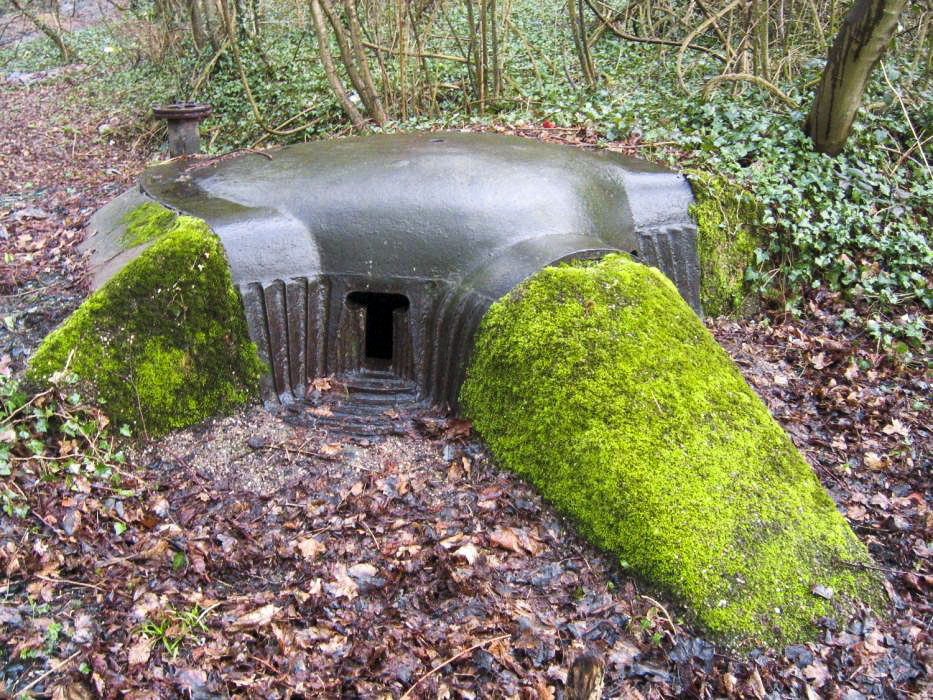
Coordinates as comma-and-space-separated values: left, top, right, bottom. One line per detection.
804, 0, 907, 156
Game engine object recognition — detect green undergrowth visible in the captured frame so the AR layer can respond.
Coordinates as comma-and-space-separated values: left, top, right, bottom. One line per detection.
687, 171, 763, 317
569, 62, 931, 354
461, 255, 882, 648
4, 2, 928, 354
27, 205, 264, 438
1, 372, 129, 517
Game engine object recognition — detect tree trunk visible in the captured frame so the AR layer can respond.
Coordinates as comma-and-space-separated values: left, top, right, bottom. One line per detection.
804, 0, 907, 156
318, 0, 374, 116
309, 0, 367, 130
189, 0, 207, 50
750, 0, 770, 79
9, 0, 72, 62
567, 0, 596, 88
342, 0, 388, 124
201, 0, 222, 52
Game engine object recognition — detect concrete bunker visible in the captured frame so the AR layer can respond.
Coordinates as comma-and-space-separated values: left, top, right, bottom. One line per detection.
82, 132, 700, 412
45, 135, 881, 646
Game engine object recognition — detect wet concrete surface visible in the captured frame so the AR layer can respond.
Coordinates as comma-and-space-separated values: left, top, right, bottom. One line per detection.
83, 132, 700, 411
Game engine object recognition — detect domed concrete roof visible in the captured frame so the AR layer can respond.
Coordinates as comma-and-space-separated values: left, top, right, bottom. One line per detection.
84, 132, 699, 409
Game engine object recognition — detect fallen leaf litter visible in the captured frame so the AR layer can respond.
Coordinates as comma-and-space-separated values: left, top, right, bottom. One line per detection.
0, 69, 929, 699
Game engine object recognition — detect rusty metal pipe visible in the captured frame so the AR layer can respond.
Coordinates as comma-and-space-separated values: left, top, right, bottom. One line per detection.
152, 103, 212, 157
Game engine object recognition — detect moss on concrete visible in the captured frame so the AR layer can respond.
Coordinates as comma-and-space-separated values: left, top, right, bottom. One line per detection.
28, 208, 264, 438
120, 200, 177, 248
688, 171, 762, 317
461, 254, 881, 648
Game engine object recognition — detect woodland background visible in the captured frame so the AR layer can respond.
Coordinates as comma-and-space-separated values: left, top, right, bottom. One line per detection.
0, 1, 930, 697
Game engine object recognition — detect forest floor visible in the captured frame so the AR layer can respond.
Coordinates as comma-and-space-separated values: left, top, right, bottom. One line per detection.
0, 0, 116, 51
0, 66, 930, 699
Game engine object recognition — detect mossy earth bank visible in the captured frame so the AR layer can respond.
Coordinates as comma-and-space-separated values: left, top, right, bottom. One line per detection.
28, 204, 264, 438
461, 254, 882, 648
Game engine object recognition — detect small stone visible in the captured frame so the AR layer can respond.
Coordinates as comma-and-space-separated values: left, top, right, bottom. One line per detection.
811, 584, 833, 600
13, 207, 48, 221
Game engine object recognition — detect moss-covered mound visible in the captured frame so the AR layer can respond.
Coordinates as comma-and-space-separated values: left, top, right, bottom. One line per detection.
688, 171, 762, 317
120, 200, 177, 249
29, 205, 264, 438
461, 255, 881, 647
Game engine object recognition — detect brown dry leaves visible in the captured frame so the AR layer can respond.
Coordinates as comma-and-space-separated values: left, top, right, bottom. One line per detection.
0, 71, 928, 696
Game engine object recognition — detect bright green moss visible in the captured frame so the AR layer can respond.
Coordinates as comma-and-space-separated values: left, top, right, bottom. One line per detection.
688, 171, 762, 317
461, 254, 881, 648
120, 200, 177, 248
28, 211, 264, 437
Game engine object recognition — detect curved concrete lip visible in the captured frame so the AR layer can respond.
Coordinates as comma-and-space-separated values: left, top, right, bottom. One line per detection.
83, 132, 700, 413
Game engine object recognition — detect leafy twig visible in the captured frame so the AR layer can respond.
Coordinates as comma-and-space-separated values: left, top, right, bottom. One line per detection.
401, 634, 510, 699
833, 557, 925, 578
880, 61, 932, 180
14, 649, 81, 697
640, 594, 679, 633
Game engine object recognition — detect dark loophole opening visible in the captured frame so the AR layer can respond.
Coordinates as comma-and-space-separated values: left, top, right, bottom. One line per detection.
347, 292, 410, 361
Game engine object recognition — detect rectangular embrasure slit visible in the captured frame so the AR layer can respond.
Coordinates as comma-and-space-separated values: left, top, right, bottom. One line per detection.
346, 292, 410, 370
